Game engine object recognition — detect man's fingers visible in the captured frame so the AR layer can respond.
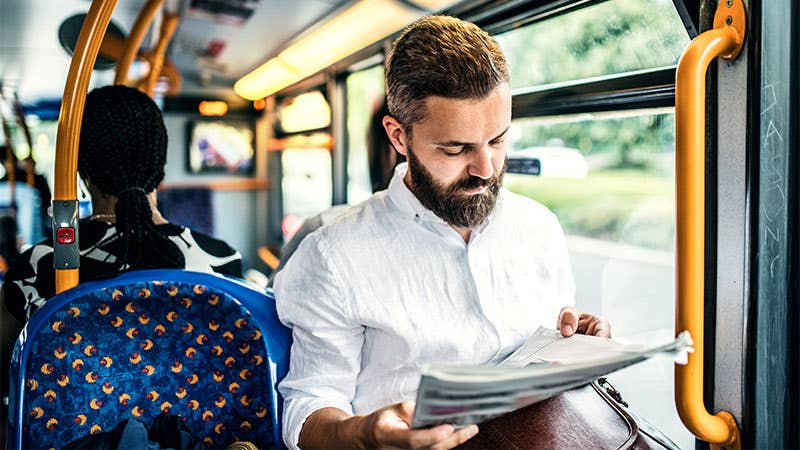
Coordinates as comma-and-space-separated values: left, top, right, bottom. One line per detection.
585, 319, 596, 336
584, 316, 611, 338
372, 402, 419, 447
576, 317, 591, 334
396, 401, 416, 423
384, 423, 478, 449
370, 402, 479, 449
592, 318, 611, 338
430, 425, 480, 450
558, 307, 580, 337
395, 424, 455, 449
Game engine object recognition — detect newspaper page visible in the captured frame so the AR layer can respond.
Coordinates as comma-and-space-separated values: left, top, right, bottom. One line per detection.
410, 327, 693, 429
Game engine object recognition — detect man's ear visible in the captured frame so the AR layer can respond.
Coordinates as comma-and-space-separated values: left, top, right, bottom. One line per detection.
382, 115, 409, 157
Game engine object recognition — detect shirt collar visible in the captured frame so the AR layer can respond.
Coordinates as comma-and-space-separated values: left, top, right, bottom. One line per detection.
387, 163, 437, 222
386, 162, 504, 234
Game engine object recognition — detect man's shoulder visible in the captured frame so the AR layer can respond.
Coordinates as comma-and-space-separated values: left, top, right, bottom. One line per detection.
316, 193, 392, 237
292, 193, 394, 261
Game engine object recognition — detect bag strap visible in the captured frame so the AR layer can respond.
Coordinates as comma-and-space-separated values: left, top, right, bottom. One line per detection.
591, 381, 639, 449
594, 379, 684, 450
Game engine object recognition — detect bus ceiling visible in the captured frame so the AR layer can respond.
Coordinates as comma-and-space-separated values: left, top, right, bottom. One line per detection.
0, 0, 702, 107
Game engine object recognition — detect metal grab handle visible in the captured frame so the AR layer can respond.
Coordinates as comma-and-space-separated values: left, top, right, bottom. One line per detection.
54, 0, 118, 293
114, 0, 164, 85
13, 95, 37, 187
139, 12, 180, 97
674, 0, 745, 448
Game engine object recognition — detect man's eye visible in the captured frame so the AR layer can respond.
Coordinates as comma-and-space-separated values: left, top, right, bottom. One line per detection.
440, 147, 464, 156
490, 139, 505, 146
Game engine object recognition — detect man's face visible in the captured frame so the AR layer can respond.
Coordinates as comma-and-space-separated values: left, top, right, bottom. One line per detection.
388, 83, 512, 228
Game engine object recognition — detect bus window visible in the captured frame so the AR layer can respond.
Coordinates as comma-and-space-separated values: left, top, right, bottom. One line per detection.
281, 148, 332, 240
494, 0, 689, 90
0, 117, 57, 189
275, 89, 334, 241
496, 0, 693, 446
346, 65, 385, 204
507, 109, 687, 446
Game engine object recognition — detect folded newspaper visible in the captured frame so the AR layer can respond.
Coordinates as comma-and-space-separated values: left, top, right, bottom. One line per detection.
410, 327, 693, 428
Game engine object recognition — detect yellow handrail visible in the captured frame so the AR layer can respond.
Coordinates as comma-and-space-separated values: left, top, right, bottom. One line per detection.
140, 12, 180, 97
114, 0, 163, 85
99, 31, 126, 61
0, 91, 36, 188
11, 94, 37, 187
97, 7, 181, 97
674, 0, 745, 448
54, 0, 118, 293
2, 115, 17, 192
258, 247, 280, 271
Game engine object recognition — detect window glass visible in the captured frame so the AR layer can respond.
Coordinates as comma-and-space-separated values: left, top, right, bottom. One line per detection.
346, 65, 385, 204
494, 0, 689, 90
281, 148, 332, 239
506, 109, 691, 448
0, 118, 57, 187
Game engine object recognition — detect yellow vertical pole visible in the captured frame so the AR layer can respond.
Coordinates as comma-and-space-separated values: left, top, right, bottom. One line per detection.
53, 0, 118, 293
674, 0, 745, 448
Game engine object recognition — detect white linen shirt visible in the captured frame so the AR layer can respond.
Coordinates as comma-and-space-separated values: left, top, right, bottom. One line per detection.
274, 163, 575, 449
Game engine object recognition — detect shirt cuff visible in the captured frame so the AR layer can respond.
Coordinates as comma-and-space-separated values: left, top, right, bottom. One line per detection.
283, 397, 355, 450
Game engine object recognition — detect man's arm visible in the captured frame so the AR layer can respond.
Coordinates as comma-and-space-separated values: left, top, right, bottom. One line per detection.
299, 404, 479, 450
275, 234, 480, 450
274, 232, 367, 449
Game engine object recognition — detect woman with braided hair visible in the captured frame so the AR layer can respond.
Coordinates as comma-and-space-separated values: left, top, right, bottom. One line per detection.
1, 85, 242, 325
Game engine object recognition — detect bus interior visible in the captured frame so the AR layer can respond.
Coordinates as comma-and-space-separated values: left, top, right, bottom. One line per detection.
0, 0, 797, 448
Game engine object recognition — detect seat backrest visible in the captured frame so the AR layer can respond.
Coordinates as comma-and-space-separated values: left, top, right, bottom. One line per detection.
7, 269, 291, 449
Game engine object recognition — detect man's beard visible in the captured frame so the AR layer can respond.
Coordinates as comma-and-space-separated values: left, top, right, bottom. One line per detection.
406, 148, 507, 228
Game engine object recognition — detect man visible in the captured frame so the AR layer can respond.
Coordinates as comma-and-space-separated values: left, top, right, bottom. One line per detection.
274, 16, 610, 450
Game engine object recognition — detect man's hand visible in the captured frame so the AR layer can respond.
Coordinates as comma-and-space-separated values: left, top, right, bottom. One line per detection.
558, 306, 611, 338
299, 403, 478, 449
359, 401, 479, 450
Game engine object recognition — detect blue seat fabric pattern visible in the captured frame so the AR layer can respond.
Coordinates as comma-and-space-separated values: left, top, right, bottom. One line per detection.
18, 279, 273, 449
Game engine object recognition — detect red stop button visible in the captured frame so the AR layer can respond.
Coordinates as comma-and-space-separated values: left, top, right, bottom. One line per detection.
56, 227, 76, 244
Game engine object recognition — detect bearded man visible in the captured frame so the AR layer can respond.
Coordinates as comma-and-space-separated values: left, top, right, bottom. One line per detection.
273, 15, 610, 450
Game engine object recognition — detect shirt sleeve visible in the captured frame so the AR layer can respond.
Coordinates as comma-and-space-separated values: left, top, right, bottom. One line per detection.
273, 232, 364, 450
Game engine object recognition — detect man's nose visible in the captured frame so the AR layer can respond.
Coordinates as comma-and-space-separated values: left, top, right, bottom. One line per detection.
468, 144, 494, 180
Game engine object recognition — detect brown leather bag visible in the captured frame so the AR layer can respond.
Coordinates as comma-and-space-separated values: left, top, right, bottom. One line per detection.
457, 379, 682, 450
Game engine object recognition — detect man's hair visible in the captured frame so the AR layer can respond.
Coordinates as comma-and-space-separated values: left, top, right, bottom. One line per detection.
78, 85, 184, 270
385, 15, 509, 130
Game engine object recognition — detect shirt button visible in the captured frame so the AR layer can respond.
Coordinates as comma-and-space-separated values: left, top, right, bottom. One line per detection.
414, 214, 422, 223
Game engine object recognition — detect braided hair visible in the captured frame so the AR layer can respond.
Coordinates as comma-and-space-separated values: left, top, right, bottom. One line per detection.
78, 85, 184, 270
